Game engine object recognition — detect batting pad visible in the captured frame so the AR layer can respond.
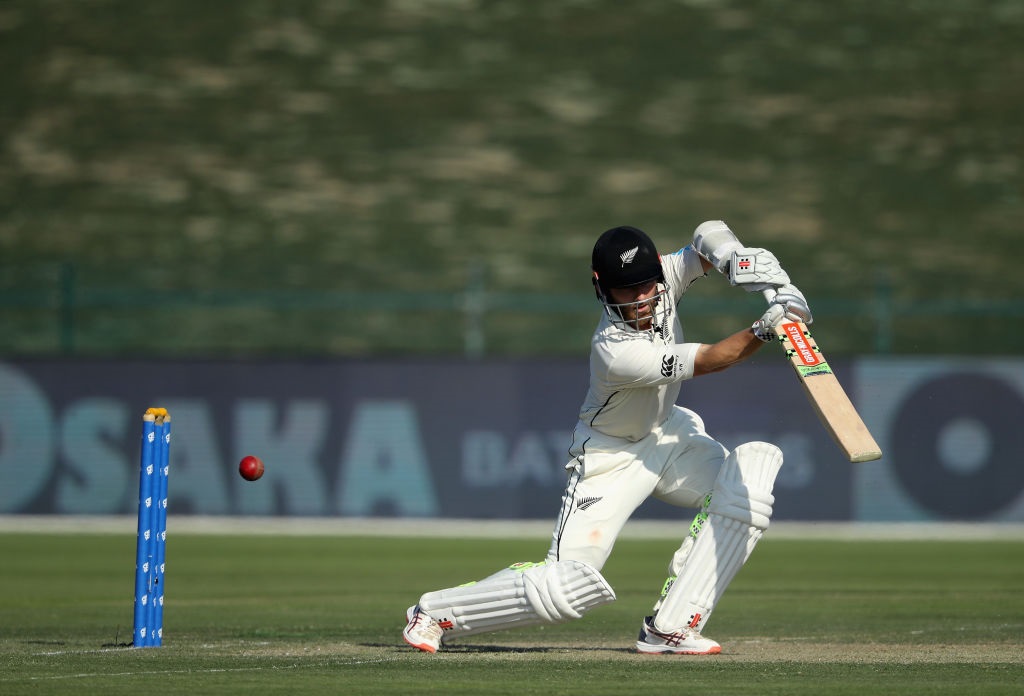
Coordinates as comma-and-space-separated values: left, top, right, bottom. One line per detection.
418, 559, 615, 639
653, 442, 783, 634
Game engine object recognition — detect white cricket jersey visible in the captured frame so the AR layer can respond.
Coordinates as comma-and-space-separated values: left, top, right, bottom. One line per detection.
570, 245, 708, 456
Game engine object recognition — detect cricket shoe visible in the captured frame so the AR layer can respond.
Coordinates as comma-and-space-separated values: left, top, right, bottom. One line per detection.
403, 605, 444, 653
635, 616, 721, 655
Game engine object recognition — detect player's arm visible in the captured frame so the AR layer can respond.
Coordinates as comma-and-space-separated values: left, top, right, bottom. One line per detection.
692, 327, 765, 376
692, 220, 790, 292
692, 286, 815, 376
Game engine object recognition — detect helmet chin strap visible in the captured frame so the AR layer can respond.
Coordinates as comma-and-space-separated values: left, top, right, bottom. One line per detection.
591, 272, 606, 302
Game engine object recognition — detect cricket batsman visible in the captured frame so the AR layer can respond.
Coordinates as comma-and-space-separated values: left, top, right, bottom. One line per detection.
403, 221, 811, 654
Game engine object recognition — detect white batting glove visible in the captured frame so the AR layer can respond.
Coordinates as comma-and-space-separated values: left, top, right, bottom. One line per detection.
771, 283, 813, 325
728, 248, 791, 291
752, 304, 785, 342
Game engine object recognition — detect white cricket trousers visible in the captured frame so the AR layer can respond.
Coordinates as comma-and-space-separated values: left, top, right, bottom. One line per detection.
548, 405, 727, 571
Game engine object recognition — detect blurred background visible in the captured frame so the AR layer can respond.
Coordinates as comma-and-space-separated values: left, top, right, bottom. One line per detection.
1, 1, 1022, 522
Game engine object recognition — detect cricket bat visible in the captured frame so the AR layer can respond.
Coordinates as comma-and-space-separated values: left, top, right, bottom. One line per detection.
764, 292, 882, 462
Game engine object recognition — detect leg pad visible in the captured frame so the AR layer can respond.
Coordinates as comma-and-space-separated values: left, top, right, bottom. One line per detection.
419, 559, 616, 639
652, 441, 783, 633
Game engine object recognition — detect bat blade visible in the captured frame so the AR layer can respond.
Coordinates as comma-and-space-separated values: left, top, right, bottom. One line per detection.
775, 321, 881, 462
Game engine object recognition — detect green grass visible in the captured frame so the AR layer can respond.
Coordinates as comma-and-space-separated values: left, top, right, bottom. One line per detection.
1, 1, 1023, 356
1, 532, 1021, 694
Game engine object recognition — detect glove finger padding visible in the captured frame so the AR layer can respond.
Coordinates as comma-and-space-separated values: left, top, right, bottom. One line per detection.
772, 283, 813, 324
729, 248, 791, 291
752, 304, 785, 342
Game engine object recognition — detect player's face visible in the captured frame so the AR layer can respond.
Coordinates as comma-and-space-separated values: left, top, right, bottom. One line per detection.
608, 280, 659, 331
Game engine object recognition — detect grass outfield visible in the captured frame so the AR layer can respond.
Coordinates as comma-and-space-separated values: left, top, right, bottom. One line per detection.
1, 530, 1021, 695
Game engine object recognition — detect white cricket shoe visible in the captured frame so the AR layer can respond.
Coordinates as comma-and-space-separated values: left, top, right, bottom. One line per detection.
403, 605, 444, 653
635, 616, 721, 655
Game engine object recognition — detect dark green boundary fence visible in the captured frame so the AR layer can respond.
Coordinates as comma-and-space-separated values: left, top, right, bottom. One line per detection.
4, 261, 1023, 357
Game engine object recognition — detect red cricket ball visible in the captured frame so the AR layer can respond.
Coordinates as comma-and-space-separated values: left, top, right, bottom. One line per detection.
238, 455, 265, 481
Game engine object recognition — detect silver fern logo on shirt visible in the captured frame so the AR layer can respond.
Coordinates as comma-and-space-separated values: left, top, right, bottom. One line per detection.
619, 246, 639, 266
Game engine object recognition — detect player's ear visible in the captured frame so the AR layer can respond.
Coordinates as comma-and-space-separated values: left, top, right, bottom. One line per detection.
592, 271, 603, 300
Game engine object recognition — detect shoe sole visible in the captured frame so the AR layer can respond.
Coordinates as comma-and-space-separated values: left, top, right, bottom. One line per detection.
635, 643, 721, 655
403, 632, 438, 653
